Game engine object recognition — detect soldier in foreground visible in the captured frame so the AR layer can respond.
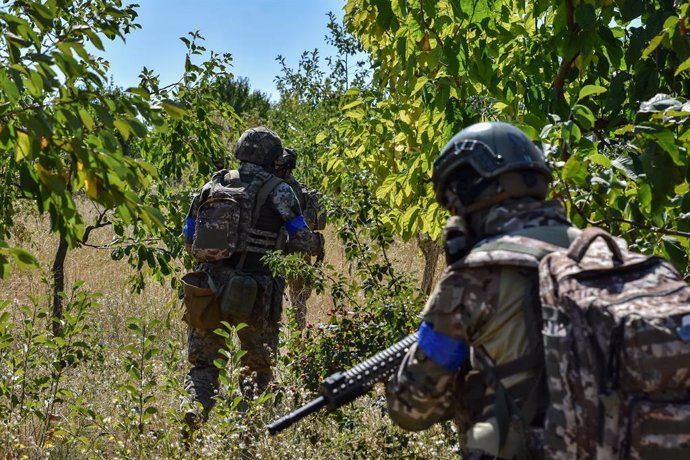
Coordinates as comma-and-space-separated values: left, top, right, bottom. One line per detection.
386, 122, 575, 459
274, 149, 326, 330
181, 127, 323, 430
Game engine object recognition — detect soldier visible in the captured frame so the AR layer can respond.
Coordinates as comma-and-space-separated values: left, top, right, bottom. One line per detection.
385, 122, 577, 459
274, 149, 325, 330
274, 149, 325, 328
181, 127, 323, 429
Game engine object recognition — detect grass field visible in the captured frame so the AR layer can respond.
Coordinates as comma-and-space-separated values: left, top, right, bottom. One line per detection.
0, 203, 458, 459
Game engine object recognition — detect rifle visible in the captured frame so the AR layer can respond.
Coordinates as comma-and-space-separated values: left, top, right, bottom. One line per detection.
268, 333, 418, 435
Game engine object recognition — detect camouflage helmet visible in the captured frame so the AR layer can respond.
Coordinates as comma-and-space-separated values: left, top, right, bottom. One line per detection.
432, 121, 551, 211
235, 126, 285, 169
276, 148, 297, 170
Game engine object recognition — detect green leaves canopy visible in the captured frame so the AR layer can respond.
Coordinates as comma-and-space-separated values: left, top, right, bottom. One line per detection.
318, 0, 690, 272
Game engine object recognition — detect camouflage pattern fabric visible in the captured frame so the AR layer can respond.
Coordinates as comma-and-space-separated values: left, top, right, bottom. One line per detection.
234, 126, 283, 168
386, 199, 572, 459
185, 164, 323, 258
282, 173, 324, 329
539, 226, 690, 459
191, 169, 280, 262
287, 258, 312, 330
183, 161, 322, 418
184, 263, 284, 413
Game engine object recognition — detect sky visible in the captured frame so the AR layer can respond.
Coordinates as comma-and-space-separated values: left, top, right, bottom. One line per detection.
101, 0, 346, 101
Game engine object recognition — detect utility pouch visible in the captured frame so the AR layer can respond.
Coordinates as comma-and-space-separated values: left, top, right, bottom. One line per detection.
181, 271, 223, 330
220, 272, 258, 323
627, 399, 690, 460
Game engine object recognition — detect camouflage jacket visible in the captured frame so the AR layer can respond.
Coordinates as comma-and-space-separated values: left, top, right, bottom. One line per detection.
284, 173, 306, 210
183, 163, 323, 265
386, 199, 574, 459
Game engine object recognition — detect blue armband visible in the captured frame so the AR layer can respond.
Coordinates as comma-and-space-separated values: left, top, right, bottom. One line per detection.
183, 216, 196, 241
285, 215, 308, 237
417, 321, 468, 372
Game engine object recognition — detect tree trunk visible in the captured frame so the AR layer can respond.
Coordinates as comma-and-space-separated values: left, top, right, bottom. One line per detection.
417, 233, 442, 295
51, 234, 68, 336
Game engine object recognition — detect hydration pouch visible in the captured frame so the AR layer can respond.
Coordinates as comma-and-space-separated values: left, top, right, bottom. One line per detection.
219, 272, 258, 323
181, 271, 223, 330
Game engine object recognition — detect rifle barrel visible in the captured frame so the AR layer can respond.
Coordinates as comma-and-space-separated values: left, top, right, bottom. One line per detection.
268, 395, 327, 435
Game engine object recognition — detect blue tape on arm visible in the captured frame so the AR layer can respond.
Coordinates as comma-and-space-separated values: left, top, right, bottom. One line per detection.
183, 216, 196, 241
417, 321, 468, 372
285, 215, 308, 237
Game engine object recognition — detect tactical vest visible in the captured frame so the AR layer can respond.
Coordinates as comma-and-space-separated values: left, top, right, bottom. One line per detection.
191, 169, 284, 264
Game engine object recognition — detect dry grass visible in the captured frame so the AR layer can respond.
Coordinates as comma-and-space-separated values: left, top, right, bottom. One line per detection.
0, 202, 454, 459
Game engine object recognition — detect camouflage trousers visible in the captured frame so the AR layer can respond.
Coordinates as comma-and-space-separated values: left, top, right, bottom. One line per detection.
287, 278, 311, 331
184, 262, 284, 413
286, 254, 315, 331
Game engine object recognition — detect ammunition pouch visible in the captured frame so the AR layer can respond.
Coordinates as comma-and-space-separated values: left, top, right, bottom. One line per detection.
182, 271, 223, 330
219, 272, 258, 324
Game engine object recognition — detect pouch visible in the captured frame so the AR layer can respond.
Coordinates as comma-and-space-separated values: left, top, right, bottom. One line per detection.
219, 272, 258, 323
181, 271, 223, 330
627, 399, 690, 460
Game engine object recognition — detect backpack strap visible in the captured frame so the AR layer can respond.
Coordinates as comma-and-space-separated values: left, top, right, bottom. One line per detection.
468, 225, 579, 454
235, 173, 283, 271
251, 175, 283, 227
472, 226, 580, 260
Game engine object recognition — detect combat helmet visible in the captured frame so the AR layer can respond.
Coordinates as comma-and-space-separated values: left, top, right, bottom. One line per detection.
235, 127, 285, 170
432, 121, 551, 214
276, 148, 297, 171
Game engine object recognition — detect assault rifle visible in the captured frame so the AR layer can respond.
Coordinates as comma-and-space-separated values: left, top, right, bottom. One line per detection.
268, 333, 418, 435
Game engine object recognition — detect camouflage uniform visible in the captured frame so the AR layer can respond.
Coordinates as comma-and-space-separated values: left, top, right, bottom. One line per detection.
183, 161, 322, 414
283, 173, 318, 330
386, 199, 573, 459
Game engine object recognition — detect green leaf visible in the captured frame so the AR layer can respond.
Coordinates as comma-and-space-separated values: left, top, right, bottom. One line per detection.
651, 130, 683, 166
315, 131, 328, 144
113, 119, 131, 141
571, 104, 595, 130
589, 152, 611, 168
341, 99, 363, 110
161, 100, 186, 119
6, 247, 38, 270
15, 130, 31, 161
675, 57, 690, 76
0, 255, 9, 279
642, 33, 664, 58
577, 85, 607, 101
562, 121, 581, 144
78, 108, 95, 130
562, 155, 588, 186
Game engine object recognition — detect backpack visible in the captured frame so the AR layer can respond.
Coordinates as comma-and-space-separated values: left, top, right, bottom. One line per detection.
538, 227, 690, 459
191, 170, 283, 262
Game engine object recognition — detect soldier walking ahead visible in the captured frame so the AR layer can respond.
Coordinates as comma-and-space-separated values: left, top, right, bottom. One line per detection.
274, 148, 326, 330
181, 127, 323, 429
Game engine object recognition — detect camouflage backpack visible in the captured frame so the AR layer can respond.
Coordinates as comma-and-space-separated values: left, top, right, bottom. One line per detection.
538, 227, 690, 459
191, 170, 283, 262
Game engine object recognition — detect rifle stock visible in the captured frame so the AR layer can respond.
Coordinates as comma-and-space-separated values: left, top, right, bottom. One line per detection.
268, 333, 418, 435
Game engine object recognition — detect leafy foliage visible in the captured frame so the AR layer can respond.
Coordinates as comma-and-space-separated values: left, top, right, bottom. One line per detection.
321, 0, 690, 275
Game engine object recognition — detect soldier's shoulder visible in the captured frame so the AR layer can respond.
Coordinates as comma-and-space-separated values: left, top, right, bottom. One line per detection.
271, 180, 297, 199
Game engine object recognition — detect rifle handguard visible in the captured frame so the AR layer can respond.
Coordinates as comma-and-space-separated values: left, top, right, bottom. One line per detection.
267, 333, 418, 435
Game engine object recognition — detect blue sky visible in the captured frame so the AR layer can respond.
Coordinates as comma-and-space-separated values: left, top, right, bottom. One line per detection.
101, 1, 345, 101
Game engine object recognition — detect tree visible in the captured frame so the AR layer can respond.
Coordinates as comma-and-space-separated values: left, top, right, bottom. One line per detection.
320, 0, 690, 274
0, 1, 238, 333
217, 76, 271, 121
